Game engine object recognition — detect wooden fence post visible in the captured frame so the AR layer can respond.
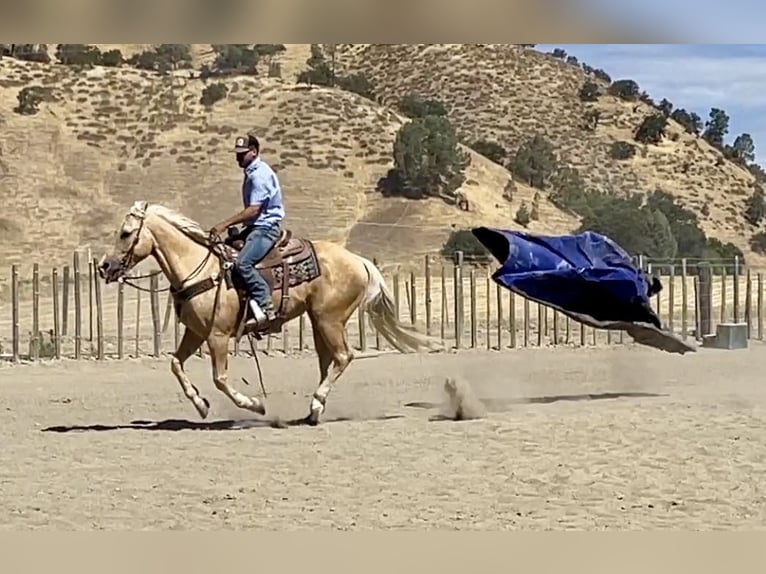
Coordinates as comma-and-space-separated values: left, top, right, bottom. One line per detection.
733, 257, 740, 323
31, 262, 39, 360
424, 255, 432, 336
93, 258, 104, 360
150, 275, 161, 357
134, 282, 142, 357
758, 272, 764, 340
680, 259, 688, 340
73, 252, 82, 359
117, 281, 125, 360
409, 271, 417, 326
52, 268, 61, 360
469, 269, 477, 348
495, 283, 502, 350
62, 265, 70, 336
745, 268, 752, 338
508, 291, 516, 348
484, 271, 491, 350
88, 257, 94, 349
453, 251, 463, 349
440, 264, 447, 343
11, 264, 19, 363
698, 263, 713, 339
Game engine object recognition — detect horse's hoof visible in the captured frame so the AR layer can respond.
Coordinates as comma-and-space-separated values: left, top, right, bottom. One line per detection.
196, 397, 210, 419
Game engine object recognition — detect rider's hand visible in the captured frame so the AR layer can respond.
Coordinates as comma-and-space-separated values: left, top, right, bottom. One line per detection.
209, 224, 227, 238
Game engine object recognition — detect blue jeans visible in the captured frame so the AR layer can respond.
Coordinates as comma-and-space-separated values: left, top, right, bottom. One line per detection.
235, 223, 282, 311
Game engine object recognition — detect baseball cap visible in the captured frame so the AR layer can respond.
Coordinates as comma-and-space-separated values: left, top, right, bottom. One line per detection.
234, 134, 259, 152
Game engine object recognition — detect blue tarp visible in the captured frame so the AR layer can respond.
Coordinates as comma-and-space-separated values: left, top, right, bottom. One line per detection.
471, 227, 696, 354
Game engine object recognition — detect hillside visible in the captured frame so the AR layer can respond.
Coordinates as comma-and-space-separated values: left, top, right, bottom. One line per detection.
329, 43, 766, 265
0, 49, 577, 283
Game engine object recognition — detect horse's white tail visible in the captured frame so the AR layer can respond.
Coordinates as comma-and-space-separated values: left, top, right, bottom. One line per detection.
356, 256, 444, 354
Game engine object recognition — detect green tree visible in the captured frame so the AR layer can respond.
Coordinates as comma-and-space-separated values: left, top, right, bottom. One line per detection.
578, 81, 600, 102
470, 140, 506, 165
253, 44, 286, 57
702, 107, 730, 148
14, 86, 53, 115
55, 44, 102, 67
392, 115, 471, 200
155, 44, 192, 70
297, 44, 333, 86
509, 134, 558, 190
515, 202, 531, 227
336, 73, 375, 100
211, 44, 259, 73
549, 165, 588, 213
670, 108, 703, 135
750, 232, 766, 254
745, 185, 765, 226
609, 141, 637, 160
441, 229, 492, 263
397, 94, 448, 118
607, 79, 640, 101
729, 133, 756, 165
200, 82, 228, 107
99, 49, 123, 67
634, 114, 667, 145
657, 98, 673, 118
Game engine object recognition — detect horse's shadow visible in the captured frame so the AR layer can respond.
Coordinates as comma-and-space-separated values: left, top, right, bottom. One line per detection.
41, 414, 405, 434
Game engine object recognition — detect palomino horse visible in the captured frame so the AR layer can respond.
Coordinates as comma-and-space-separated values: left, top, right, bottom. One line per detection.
97, 201, 443, 425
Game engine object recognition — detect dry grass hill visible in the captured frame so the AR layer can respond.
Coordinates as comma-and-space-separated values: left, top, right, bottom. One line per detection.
1, 42, 762, 293
329, 43, 766, 265
0, 43, 579, 286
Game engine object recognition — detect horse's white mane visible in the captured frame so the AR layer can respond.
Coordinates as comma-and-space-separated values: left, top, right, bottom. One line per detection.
134, 201, 211, 245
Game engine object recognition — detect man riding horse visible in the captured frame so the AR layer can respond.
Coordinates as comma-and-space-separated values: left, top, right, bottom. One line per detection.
209, 134, 285, 330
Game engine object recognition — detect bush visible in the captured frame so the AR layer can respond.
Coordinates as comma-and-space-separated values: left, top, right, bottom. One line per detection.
508, 134, 558, 190
515, 203, 531, 227
578, 81, 600, 102
441, 229, 492, 263
634, 114, 667, 145
200, 82, 228, 107
607, 79, 640, 101
14, 86, 53, 115
397, 94, 447, 118
12, 44, 50, 63
609, 141, 637, 161
750, 232, 766, 254
100, 49, 123, 67
56, 44, 102, 67
470, 140, 506, 165
336, 73, 375, 100
390, 115, 470, 200
211, 44, 259, 73
745, 185, 765, 226
253, 44, 286, 57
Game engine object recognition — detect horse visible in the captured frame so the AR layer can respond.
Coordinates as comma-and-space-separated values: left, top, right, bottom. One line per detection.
97, 201, 444, 425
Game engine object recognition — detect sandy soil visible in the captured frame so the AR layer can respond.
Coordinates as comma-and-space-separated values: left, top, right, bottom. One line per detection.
1, 343, 766, 530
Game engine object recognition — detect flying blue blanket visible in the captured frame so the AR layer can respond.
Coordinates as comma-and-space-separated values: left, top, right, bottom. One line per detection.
471, 227, 696, 354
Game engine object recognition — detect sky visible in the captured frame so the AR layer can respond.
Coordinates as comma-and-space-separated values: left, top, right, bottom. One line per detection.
572, 0, 766, 42
535, 44, 766, 165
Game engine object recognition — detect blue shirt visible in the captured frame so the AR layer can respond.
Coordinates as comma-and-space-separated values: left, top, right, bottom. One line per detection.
241, 158, 285, 229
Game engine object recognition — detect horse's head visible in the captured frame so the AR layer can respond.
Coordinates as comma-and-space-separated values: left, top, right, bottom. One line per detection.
98, 201, 154, 283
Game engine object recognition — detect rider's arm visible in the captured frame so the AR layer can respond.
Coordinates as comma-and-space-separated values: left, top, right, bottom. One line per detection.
213, 170, 270, 229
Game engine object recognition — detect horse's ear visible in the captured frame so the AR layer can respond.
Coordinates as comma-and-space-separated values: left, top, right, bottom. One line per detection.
129, 200, 148, 218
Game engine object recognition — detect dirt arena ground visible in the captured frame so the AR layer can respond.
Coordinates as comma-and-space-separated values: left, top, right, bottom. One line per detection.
1, 343, 766, 530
